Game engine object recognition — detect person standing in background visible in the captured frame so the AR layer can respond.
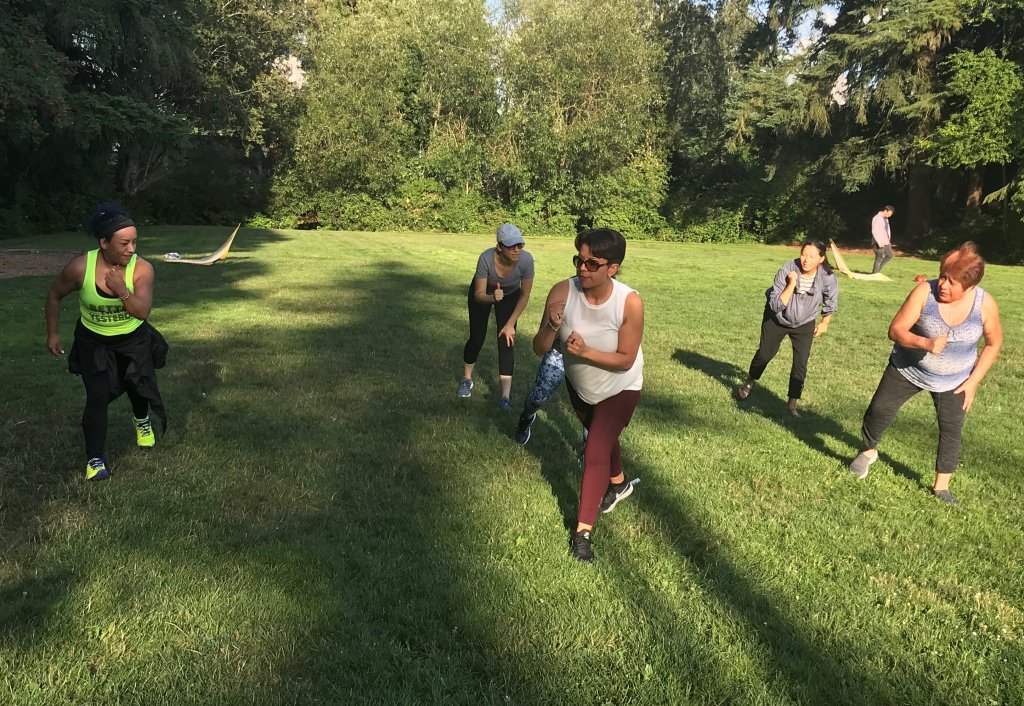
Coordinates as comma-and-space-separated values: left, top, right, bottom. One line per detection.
871, 205, 896, 274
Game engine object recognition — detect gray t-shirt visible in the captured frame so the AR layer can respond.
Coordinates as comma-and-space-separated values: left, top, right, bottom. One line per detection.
474, 248, 535, 294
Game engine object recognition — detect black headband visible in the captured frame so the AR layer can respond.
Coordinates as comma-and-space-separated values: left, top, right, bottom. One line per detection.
95, 214, 136, 239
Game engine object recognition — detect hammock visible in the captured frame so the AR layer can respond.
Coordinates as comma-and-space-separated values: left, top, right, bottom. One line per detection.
829, 239, 892, 281
163, 224, 240, 265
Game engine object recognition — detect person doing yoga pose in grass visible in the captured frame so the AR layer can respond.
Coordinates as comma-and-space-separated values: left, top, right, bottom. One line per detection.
735, 239, 838, 417
457, 223, 534, 410
849, 242, 1002, 505
534, 228, 644, 563
45, 202, 168, 480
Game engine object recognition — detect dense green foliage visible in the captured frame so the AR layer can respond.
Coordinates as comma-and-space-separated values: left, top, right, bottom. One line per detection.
2, 231, 1022, 704
2, 0, 1024, 256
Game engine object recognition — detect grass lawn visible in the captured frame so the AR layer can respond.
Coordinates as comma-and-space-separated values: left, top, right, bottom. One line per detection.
1, 227, 1022, 705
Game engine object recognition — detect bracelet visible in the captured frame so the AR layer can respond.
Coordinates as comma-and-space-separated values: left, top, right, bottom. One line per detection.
548, 320, 560, 332
119, 291, 131, 301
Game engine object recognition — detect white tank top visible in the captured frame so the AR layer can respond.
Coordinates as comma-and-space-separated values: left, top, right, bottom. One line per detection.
560, 277, 644, 404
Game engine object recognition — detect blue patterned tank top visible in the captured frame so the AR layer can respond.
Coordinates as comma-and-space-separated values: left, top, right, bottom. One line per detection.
890, 281, 986, 392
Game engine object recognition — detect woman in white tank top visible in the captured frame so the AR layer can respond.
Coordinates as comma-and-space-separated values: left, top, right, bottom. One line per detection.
531, 229, 644, 563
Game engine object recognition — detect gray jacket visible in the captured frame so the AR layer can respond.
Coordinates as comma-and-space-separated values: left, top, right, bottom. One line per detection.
765, 259, 838, 327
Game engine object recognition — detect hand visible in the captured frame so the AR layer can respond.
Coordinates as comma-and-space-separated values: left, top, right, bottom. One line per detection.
926, 335, 948, 355
786, 270, 799, 286
104, 265, 128, 298
953, 378, 979, 412
565, 330, 588, 359
47, 334, 64, 356
547, 299, 565, 329
493, 283, 504, 302
498, 323, 516, 347
813, 321, 829, 338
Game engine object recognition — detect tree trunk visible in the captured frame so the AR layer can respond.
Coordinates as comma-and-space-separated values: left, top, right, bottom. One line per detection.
905, 160, 930, 246
964, 165, 983, 220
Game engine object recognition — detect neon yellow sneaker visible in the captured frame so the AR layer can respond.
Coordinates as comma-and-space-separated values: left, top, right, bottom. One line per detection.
134, 416, 156, 448
86, 457, 110, 481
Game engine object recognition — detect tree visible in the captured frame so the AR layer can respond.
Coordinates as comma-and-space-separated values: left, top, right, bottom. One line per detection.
491, 0, 668, 235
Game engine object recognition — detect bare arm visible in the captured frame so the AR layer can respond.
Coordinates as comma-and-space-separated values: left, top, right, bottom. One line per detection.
45, 256, 85, 355
506, 277, 533, 327
123, 258, 154, 320
565, 292, 644, 371
888, 282, 945, 353
954, 294, 1003, 412
472, 276, 495, 304
533, 280, 570, 356
498, 277, 533, 346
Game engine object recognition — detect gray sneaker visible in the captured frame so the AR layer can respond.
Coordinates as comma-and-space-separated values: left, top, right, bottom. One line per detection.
848, 451, 877, 479
931, 489, 961, 506
600, 478, 639, 513
457, 378, 473, 398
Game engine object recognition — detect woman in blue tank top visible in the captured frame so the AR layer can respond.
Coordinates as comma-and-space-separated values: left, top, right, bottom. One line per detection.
848, 242, 1003, 505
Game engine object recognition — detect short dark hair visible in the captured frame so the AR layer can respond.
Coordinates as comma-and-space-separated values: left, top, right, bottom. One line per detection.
574, 228, 626, 265
87, 202, 135, 241
883, 205, 895, 213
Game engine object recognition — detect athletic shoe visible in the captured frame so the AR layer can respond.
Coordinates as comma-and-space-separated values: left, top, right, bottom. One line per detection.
848, 451, 877, 479
600, 478, 638, 513
85, 457, 110, 481
457, 378, 473, 398
134, 416, 155, 448
514, 412, 536, 446
498, 396, 513, 411
931, 489, 961, 506
570, 529, 595, 563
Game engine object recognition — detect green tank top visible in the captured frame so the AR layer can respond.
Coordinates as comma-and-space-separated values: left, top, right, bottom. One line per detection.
79, 250, 144, 335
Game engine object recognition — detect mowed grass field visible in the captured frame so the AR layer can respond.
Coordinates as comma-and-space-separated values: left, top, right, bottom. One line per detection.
1, 227, 1022, 706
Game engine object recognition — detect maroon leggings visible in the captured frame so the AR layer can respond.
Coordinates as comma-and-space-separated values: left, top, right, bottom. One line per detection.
566, 380, 641, 526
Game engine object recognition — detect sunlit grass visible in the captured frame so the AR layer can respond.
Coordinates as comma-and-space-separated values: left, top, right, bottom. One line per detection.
1, 227, 1021, 705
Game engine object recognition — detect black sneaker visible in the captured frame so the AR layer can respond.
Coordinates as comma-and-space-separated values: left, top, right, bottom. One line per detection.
570, 529, 595, 562
600, 478, 638, 513
514, 412, 536, 446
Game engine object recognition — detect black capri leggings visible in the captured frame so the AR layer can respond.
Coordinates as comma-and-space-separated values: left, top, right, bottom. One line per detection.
463, 283, 521, 376
748, 307, 816, 400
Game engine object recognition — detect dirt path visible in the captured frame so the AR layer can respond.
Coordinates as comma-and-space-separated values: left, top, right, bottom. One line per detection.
0, 249, 83, 279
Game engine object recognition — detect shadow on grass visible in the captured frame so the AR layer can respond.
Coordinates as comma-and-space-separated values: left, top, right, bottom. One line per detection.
0, 571, 74, 642
0, 232, 279, 656
78, 261, 577, 703
672, 348, 922, 485
519, 377, 916, 703
607, 447, 910, 704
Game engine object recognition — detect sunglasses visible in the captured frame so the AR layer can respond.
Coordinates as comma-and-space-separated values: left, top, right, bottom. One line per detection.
500, 242, 525, 250
573, 255, 609, 272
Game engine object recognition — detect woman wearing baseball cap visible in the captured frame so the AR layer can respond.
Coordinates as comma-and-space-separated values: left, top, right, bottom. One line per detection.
457, 223, 534, 409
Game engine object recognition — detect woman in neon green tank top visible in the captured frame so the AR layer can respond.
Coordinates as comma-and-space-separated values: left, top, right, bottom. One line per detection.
45, 203, 168, 481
